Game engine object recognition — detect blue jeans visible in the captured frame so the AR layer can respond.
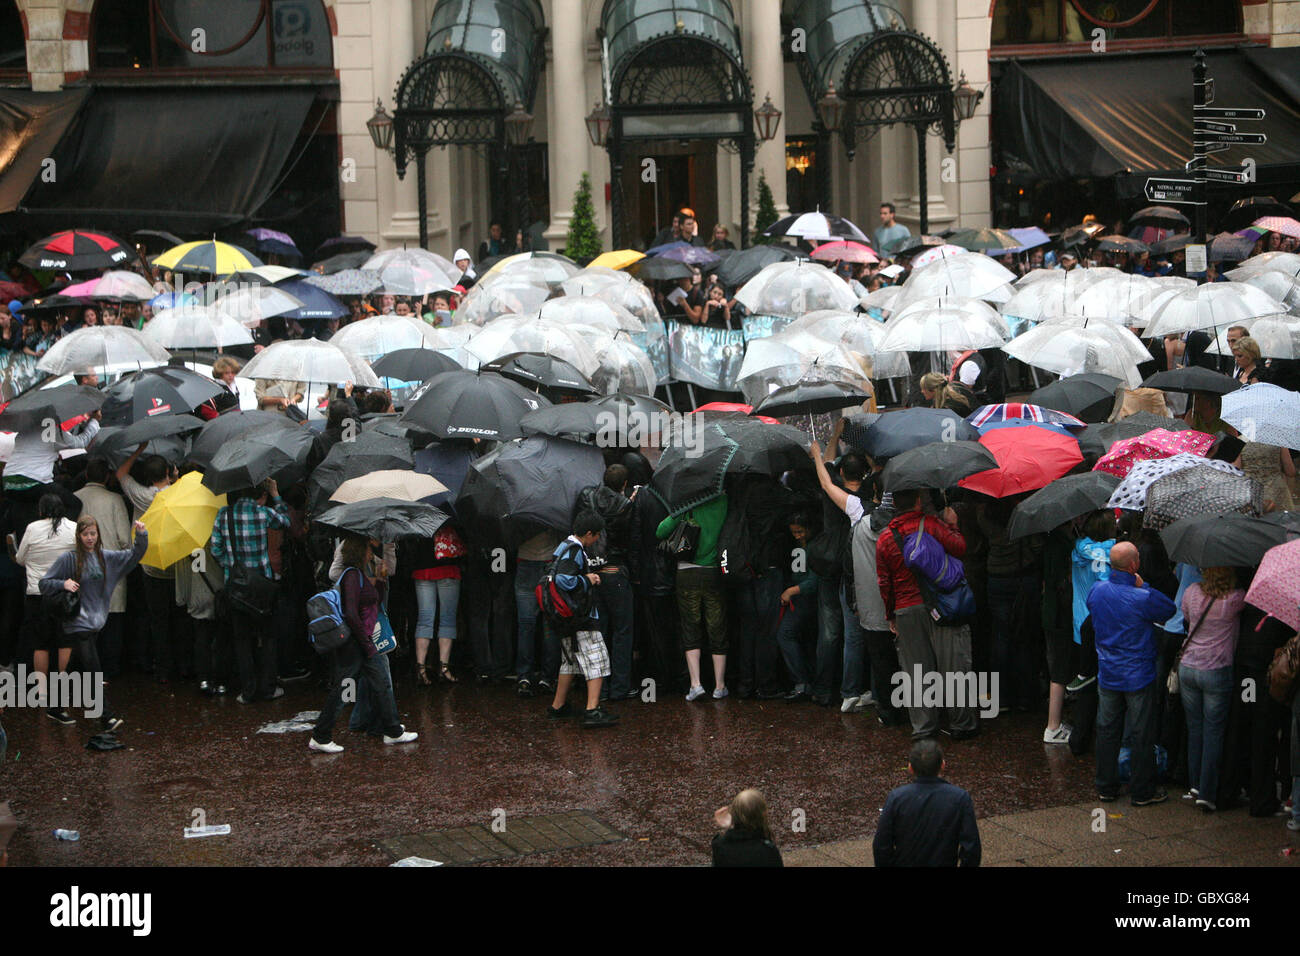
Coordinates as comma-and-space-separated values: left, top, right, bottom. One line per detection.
514, 560, 558, 681
348, 650, 395, 733
1179, 663, 1233, 803
775, 592, 815, 688
839, 581, 866, 699
315, 641, 401, 743
1096, 680, 1160, 802
414, 578, 460, 641
595, 567, 634, 697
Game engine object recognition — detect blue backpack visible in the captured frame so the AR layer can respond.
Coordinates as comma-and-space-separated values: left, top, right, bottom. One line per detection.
306, 568, 358, 654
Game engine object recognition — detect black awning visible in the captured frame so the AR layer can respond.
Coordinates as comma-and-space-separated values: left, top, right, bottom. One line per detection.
0, 88, 90, 216
14, 86, 320, 233
1242, 47, 1300, 108
995, 49, 1300, 187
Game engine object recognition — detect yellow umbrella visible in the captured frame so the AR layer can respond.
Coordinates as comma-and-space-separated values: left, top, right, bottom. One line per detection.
153, 240, 263, 277
590, 249, 645, 271
480, 252, 529, 280
140, 472, 227, 569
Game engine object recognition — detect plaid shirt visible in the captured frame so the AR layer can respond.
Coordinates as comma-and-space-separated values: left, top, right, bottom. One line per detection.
210, 497, 290, 581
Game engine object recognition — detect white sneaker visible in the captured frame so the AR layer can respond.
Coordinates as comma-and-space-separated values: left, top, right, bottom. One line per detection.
860, 691, 875, 707
309, 739, 343, 753
1042, 724, 1071, 744
686, 685, 706, 701
840, 695, 862, 713
712, 686, 729, 700
383, 727, 418, 745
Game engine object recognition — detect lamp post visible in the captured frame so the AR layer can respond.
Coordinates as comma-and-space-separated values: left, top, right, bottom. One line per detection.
753, 93, 782, 144
368, 97, 433, 250
817, 83, 845, 133
503, 102, 535, 243
366, 99, 394, 152
585, 101, 611, 148
953, 72, 985, 122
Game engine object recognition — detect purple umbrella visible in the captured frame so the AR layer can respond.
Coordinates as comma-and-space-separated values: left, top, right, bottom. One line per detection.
655, 244, 722, 269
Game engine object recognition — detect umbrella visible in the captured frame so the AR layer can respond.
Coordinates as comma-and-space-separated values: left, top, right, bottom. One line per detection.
454, 278, 551, 326
649, 418, 811, 515
958, 426, 1082, 498
239, 338, 380, 387
188, 410, 299, 468
231, 266, 307, 285
735, 333, 872, 407
892, 235, 947, 258
62, 271, 157, 302
1207, 315, 1300, 360
312, 251, 373, 274
1077, 413, 1191, 459
1140, 366, 1240, 395
149, 290, 197, 311
875, 305, 1008, 353
946, 227, 1020, 251
735, 259, 860, 316
1095, 235, 1149, 254
538, 296, 644, 333
202, 284, 303, 324
99, 365, 223, 432
781, 309, 911, 379
1227, 251, 1300, 281
629, 257, 693, 281
860, 285, 902, 317
689, 401, 779, 423
882, 440, 998, 492
1028, 373, 1123, 423
36, 326, 170, 375
480, 253, 581, 289
839, 412, 882, 451
1007, 471, 1121, 539
1221, 197, 1294, 233
466, 314, 602, 377
483, 351, 597, 395
519, 403, 606, 442
1143, 465, 1263, 530
247, 228, 300, 258
1234, 272, 1300, 313
0, 383, 104, 432
154, 241, 262, 276
1093, 428, 1215, 478
854, 407, 980, 460
751, 380, 872, 418
811, 240, 879, 265
763, 211, 868, 243
133, 228, 184, 248
315, 235, 377, 259
202, 420, 317, 494
308, 431, 415, 513
399, 370, 550, 441
1107, 453, 1243, 511
715, 245, 801, 287
1220, 382, 1300, 449
303, 269, 383, 297
1245, 538, 1300, 629
1130, 207, 1190, 229
1003, 319, 1148, 388
1208, 231, 1256, 263
1151, 234, 1194, 255
966, 402, 1086, 430
328, 314, 442, 360
1072, 274, 1164, 328
587, 392, 673, 445
88, 427, 190, 468
654, 244, 722, 269
893, 259, 1015, 311
371, 347, 462, 382
1142, 283, 1284, 338
910, 244, 970, 267
20, 229, 132, 271
93, 404, 204, 447
588, 334, 657, 396
141, 305, 254, 351
331, 470, 447, 504
560, 267, 635, 295
272, 278, 349, 321
457, 436, 606, 545
588, 250, 645, 271
363, 248, 462, 294
139, 471, 226, 569
315, 498, 449, 541
1161, 512, 1299, 567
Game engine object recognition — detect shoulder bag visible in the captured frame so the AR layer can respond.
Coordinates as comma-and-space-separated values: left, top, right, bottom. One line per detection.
219, 504, 279, 618
889, 523, 975, 627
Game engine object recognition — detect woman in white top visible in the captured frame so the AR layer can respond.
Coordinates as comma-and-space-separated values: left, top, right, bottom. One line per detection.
13, 494, 77, 715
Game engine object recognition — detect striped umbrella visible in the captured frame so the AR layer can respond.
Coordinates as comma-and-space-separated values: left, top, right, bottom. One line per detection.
19, 229, 132, 271
153, 241, 263, 276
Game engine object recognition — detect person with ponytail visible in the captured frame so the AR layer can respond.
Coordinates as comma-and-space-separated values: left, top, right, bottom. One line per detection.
13, 494, 76, 722
918, 371, 976, 417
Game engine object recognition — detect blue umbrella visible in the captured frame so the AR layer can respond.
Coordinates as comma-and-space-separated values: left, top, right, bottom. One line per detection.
149, 290, 196, 311
656, 244, 722, 269
274, 277, 349, 320
975, 419, 1080, 442
646, 240, 689, 256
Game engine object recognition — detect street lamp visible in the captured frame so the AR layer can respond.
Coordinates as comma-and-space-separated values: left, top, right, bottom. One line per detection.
753, 93, 782, 143
817, 82, 845, 133
585, 100, 611, 148
504, 101, 534, 147
366, 99, 394, 152
953, 72, 985, 122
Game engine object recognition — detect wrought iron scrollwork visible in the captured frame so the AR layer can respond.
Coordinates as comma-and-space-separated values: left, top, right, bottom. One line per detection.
393, 52, 506, 176
615, 37, 750, 108
839, 30, 955, 157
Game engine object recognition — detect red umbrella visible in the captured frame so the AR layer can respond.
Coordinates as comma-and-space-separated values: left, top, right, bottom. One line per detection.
19, 229, 132, 272
691, 401, 779, 424
959, 426, 1083, 498
811, 240, 879, 265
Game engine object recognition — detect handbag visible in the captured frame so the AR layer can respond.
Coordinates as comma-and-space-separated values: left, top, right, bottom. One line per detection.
661, 519, 701, 562
219, 505, 278, 618
372, 600, 397, 655
1167, 596, 1217, 695
889, 524, 975, 627
43, 587, 81, 621
1268, 630, 1300, 705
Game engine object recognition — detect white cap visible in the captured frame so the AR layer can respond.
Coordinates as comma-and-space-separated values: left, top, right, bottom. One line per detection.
453, 248, 471, 263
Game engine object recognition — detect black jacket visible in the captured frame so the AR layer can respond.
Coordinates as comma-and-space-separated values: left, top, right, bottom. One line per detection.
627, 485, 674, 596
873, 776, 981, 867
711, 828, 783, 867
574, 485, 632, 568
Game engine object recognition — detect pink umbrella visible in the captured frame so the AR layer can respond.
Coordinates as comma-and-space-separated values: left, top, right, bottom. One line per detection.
1246, 538, 1300, 631
1253, 216, 1300, 240
811, 241, 879, 265
1092, 427, 1214, 478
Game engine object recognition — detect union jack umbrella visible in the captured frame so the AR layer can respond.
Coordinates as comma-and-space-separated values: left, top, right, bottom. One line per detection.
19, 229, 132, 272
966, 402, 1086, 431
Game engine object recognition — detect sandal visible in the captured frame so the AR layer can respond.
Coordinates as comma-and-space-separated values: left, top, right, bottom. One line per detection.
415, 662, 432, 686
439, 662, 458, 684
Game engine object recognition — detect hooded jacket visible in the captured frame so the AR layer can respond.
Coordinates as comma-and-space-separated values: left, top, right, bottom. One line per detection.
1086, 570, 1176, 692
875, 509, 966, 621
574, 484, 633, 568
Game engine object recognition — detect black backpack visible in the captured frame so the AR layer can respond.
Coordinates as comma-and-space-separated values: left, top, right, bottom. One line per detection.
534, 541, 592, 633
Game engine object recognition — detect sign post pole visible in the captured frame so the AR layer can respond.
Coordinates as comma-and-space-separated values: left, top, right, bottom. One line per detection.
1192, 50, 1208, 262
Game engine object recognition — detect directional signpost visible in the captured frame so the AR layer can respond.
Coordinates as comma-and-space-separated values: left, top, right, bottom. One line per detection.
1145, 178, 1196, 203
1202, 167, 1250, 184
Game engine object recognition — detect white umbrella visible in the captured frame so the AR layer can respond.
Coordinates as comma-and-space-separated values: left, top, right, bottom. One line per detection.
142, 304, 254, 350
893, 255, 1016, 310
560, 267, 635, 296
860, 284, 902, 315
1142, 283, 1285, 338
1220, 382, 1300, 449
328, 314, 442, 360
1206, 314, 1300, 358
1225, 251, 1300, 280
538, 296, 644, 333
910, 244, 970, 268
480, 253, 582, 288
454, 277, 551, 327
37, 325, 170, 374
237, 265, 307, 284
332, 470, 448, 504
783, 309, 911, 378
874, 306, 1008, 354
1236, 271, 1300, 313
239, 338, 380, 386
734, 259, 859, 316
1003, 318, 1149, 387
736, 332, 872, 407
69, 270, 158, 301
763, 211, 869, 243
466, 314, 602, 377
208, 285, 304, 327
1072, 274, 1164, 328
363, 248, 462, 294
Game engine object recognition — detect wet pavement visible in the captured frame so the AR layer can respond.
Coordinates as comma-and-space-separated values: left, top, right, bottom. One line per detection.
0, 670, 1281, 866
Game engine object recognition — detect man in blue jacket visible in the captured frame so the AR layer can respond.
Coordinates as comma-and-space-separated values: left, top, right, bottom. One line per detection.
1086, 542, 1177, 806
874, 739, 981, 866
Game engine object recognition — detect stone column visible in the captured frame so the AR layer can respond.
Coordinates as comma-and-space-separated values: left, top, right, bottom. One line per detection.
373, 0, 421, 246
544, 0, 589, 247
748, 0, 789, 220
898, 0, 954, 233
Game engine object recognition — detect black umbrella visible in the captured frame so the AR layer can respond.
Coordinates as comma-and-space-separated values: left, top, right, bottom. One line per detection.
201, 421, 317, 494
456, 436, 606, 547
1060, 222, 1104, 248
19, 293, 94, 314
314, 498, 448, 541
1029, 373, 1123, 423
855, 408, 980, 460
881, 441, 997, 493
314, 235, 377, 259
1141, 367, 1240, 395
751, 381, 872, 418
1077, 413, 1193, 459
649, 418, 811, 515
90, 413, 203, 458
312, 250, 373, 274
133, 228, 184, 249
1150, 234, 1194, 256
88, 427, 190, 468
518, 403, 603, 442
308, 430, 415, 513
715, 245, 800, 287
371, 347, 461, 382
1209, 232, 1254, 263
482, 352, 598, 395
1220, 196, 1294, 233
1095, 235, 1149, 254
19, 229, 132, 272
631, 257, 693, 281
1129, 206, 1190, 229
1007, 471, 1121, 540
398, 370, 550, 441
588, 391, 671, 419
0, 384, 104, 432
1160, 512, 1300, 567
188, 410, 299, 468
99, 367, 225, 427
839, 412, 883, 451
893, 235, 948, 259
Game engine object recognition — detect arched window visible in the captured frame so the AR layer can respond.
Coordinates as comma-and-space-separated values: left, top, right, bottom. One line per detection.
91, 0, 333, 74
0, 1, 26, 79
992, 0, 1242, 50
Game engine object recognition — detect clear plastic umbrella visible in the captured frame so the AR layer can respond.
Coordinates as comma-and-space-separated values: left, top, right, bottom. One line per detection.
453, 277, 551, 326
734, 259, 859, 316
910, 244, 970, 267
239, 338, 380, 386
783, 309, 911, 378
1142, 283, 1285, 338
425, 324, 481, 370
1072, 274, 1164, 328
328, 314, 443, 360
363, 248, 462, 293
465, 314, 602, 377
860, 284, 902, 316
560, 267, 635, 296
1206, 314, 1300, 359
480, 253, 581, 289
208, 284, 304, 327
587, 333, 657, 396
1225, 251, 1300, 280
142, 304, 254, 350
892, 255, 1017, 310
537, 296, 644, 333
1236, 271, 1300, 313
37, 325, 170, 374
736, 331, 873, 406
1015, 265, 1124, 288
875, 305, 1009, 354
1003, 318, 1149, 387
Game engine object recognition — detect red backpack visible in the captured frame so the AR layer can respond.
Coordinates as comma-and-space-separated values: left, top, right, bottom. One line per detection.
534, 541, 592, 633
